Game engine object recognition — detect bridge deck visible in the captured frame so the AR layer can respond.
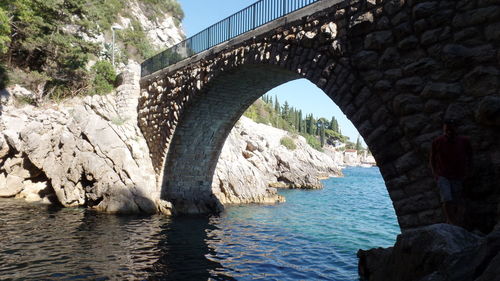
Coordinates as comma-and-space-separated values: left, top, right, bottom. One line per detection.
140, 0, 343, 78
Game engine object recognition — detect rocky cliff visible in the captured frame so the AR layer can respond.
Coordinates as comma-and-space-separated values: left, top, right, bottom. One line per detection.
0, 66, 343, 213
214, 116, 343, 205
0, 63, 172, 214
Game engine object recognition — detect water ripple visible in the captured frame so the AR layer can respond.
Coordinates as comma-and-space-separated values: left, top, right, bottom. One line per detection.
0, 167, 398, 280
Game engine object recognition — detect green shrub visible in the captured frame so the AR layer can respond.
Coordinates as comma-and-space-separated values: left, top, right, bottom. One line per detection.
0, 6, 10, 55
280, 136, 297, 150
16, 96, 36, 105
303, 134, 323, 152
140, 0, 184, 23
88, 60, 116, 96
118, 20, 156, 60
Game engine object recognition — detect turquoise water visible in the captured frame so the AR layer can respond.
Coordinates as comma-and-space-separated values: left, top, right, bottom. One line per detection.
207, 166, 400, 280
0, 167, 399, 280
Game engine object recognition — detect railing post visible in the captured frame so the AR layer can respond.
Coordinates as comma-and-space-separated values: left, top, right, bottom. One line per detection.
228, 17, 231, 40
283, 0, 287, 15
253, 3, 256, 29
207, 28, 210, 50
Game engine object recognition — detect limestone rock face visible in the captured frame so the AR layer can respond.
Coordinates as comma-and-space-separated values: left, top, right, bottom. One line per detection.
125, 0, 185, 50
0, 62, 166, 214
213, 116, 342, 205
0, 62, 342, 214
358, 224, 500, 281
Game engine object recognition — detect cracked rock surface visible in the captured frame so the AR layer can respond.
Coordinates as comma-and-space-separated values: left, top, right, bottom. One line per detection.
0, 63, 169, 214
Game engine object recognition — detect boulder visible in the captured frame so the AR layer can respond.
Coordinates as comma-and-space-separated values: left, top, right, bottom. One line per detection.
357, 224, 500, 281
0, 174, 24, 197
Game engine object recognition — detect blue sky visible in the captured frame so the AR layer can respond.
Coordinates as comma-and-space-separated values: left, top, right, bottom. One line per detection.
177, 0, 362, 144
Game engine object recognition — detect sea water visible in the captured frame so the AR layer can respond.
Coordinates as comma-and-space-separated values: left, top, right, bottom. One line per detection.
0, 167, 399, 280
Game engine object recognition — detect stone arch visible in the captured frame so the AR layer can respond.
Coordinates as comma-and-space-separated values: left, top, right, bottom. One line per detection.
139, 0, 500, 232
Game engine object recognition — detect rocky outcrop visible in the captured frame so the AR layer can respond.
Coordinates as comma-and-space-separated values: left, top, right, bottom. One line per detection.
84, 0, 185, 59
1, 68, 342, 212
358, 224, 500, 281
124, 0, 185, 50
0, 63, 172, 214
213, 117, 342, 205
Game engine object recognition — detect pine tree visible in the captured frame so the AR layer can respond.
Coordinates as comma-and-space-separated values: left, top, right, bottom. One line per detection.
281, 101, 290, 120
320, 122, 326, 147
298, 110, 303, 133
356, 135, 363, 151
274, 96, 280, 115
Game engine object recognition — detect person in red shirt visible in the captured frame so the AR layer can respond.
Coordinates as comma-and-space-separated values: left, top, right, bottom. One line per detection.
430, 119, 473, 226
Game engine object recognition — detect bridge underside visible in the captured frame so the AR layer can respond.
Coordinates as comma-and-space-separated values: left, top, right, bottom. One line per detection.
139, 0, 500, 232
162, 65, 298, 214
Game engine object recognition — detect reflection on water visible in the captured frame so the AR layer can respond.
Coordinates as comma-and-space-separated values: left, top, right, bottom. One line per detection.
0, 167, 398, 280
150, 216, 234, 280
0, 199, 226, 280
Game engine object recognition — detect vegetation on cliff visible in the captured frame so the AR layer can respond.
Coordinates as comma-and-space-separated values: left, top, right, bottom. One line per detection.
0, 0, 183, 101
244, 94, 355, 151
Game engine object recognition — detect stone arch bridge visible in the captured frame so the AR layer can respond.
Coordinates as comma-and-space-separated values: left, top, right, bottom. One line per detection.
138, 0, 500, 232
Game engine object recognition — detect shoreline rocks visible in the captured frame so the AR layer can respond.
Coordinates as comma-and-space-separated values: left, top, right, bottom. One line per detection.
213, 116, 343, 205
1, 67, 344, 213
0, 63, 165, 214
358, 223, 500, 281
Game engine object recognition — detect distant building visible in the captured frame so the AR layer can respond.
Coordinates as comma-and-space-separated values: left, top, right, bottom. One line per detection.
361, 151, 376, 166
344, 149, 359, 166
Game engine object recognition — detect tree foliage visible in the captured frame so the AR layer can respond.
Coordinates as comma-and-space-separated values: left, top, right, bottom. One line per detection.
0, 0, 184, 101
244, 94, 352, 151
88, 60, 116, 96
280, 136, 297, 150
1, 0, 98, 96
0, 7, 10, 54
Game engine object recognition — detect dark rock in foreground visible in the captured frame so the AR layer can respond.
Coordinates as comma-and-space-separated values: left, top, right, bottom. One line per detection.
358, 223, 500, 281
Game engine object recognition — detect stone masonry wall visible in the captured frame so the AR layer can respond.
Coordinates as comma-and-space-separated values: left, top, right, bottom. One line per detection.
139, 0, 500, 232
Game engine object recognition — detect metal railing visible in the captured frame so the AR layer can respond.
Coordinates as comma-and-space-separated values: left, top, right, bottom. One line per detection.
141, 0, 320, 77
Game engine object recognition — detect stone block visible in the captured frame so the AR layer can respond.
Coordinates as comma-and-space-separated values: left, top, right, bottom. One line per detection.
384, 0, 405, 16
485, 22, 500, 42
395, 77, 424, 93
391, 10, 409, 26
452, 7, 500, 28
476, 96, 500, 127
394, 151, 421, 174
400, 114, 428, 135
421, 82, 462, 100
364, 30, 394, 50
412, 2, 439, 20
393, 94, 423, 115
397, 35, 419, 50
464, 66, 500, 97
353, 50, 379, 70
